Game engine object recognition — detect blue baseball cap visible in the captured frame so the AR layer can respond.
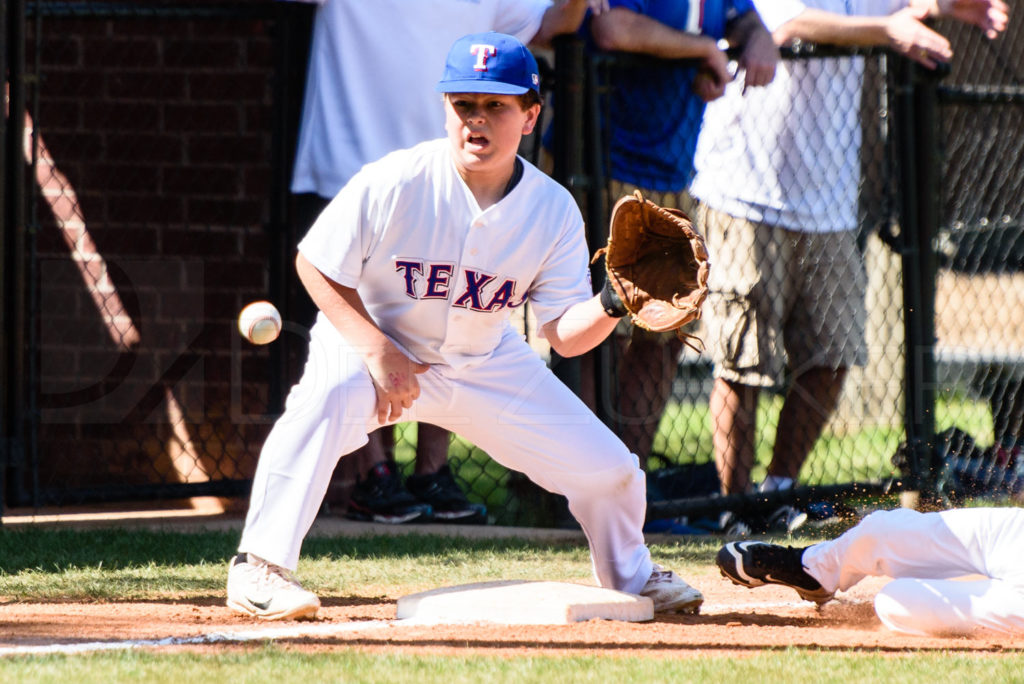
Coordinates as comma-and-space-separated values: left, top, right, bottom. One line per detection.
436, 32, 540, 96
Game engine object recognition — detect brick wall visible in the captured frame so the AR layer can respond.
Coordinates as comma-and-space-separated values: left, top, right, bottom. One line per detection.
20, 3, 307, 499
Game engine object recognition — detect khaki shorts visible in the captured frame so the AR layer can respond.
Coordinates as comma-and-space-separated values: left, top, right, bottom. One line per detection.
699, 205, 867, 388
607, 180, 704, 344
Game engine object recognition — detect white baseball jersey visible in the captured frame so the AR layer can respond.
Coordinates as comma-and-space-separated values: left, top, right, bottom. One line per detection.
297, 138, 593, 370
288, 0, 553, 198
241, 138, 653, 592
691, 0, 908, 233
804, 507, 1024, 635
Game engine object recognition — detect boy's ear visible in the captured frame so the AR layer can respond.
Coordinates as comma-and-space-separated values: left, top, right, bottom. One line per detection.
521, 103, 541, 136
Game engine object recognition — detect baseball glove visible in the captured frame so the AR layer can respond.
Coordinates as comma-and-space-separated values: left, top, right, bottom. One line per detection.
593, 190, 710, 349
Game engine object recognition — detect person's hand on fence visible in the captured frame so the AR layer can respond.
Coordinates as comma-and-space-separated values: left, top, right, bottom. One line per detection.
585, 0, 610, 16
692, 47, 731, 102
886, 7, 954, 69
736, 24, 778, 93
939, 0, 1009, 39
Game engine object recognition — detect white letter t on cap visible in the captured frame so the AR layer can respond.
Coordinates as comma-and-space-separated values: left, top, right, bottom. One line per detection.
471, 44, 496, 71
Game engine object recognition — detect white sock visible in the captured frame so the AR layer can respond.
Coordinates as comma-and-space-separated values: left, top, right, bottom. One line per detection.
759, 475, 794, 493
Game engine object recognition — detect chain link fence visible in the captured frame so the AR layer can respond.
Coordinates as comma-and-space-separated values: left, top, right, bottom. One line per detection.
3, 2, 306, 508
3, 4, 1021, 527
929, 16, 1024, 503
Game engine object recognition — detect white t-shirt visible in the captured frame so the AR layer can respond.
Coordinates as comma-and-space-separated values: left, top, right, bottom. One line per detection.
288, 0, 552, 198
691, 0, 906, 233
297, 138, 592, 370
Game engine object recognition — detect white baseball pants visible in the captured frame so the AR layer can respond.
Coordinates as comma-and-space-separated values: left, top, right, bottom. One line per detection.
239, 316, 653, 594
803, 507, 1024, 635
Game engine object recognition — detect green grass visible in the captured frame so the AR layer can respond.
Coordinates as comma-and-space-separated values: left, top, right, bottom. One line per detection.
3, 649, 1024, 684
0, 529, 728, 601
0, 529, 597, 600
2, 528, 1022, 681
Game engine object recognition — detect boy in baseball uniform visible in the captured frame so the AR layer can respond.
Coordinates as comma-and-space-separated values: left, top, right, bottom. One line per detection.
226, 31, 701, 620
718, 507, 1024, 635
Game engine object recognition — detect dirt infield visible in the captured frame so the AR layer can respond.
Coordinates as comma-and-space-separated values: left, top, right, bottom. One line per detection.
3, 507, 1022, 657
4, 569, 1022, 657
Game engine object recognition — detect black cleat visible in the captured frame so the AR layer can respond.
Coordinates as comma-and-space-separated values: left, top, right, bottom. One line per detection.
765, 505, 809, 534
347, 461, 433, 524
716, 541, 834, 605
406, 464, 487, 523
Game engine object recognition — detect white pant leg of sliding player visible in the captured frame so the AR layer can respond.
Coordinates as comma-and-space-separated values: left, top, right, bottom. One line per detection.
435, 330, 653, 594
238, 316, 449, 570
802, 507, 1024, 635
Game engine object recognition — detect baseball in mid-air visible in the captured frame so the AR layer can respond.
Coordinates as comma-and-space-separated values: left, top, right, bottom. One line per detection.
238, 300, 282, 345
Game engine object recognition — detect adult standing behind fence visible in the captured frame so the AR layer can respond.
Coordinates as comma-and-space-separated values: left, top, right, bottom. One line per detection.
690, 0, 1009, 535
286, 0, 607, 526
585, 0, 778, 479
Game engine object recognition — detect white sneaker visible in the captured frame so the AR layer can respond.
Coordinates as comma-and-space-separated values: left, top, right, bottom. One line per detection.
640, 564, 704, 614
226, 553, 321, 620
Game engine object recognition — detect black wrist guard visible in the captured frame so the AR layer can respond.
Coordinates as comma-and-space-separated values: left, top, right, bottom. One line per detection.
600, 278, 628, 318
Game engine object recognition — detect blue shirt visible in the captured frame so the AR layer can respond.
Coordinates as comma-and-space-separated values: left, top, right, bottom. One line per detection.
599, 0, 754, 191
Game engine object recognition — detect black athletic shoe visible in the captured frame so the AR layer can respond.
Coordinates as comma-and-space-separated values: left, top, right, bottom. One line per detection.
406, 464, 487, 524
765, 505, 809, 534
718, 510, 753, 538
347, 461, 433, 524
716, 541, 834, 605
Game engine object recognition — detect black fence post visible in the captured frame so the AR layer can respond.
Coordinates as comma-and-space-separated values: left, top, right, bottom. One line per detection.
895, 56, 944, 505
267, 3, 311, 415
2, 0, 29, 516
0, 0, 8, 520
506, 34, 591, 528
548, 34, 588, 400
584, 54, 614, 429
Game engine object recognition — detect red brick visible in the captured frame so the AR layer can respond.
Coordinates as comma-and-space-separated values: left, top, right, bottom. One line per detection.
35, 100, 84, 130
243, 104, 272, 132
192, 16, 273, 38
162, 166, 240, 196
39, 71, 106, 99
189, 325, 234, 352
242, 231, 271, 260
34, 224, 70, 254
197, 262, 268, 290
164, 38, 242, 69
77, 164, 160, 194
243, 167, 271, 197
163, 229, 241, 257
109, 19, 168, 38
155, 288, 209, 321
164, 104, 240, 132
70, 191, 111, 223
186, 134, 265, 164
82, 101, 161, 131
83, 38, 160, 68
107, 71, 188, 99
186, 198, 266, 227
107, 133, 185, 164
189, 73, 267, 101
246, 34, 274, 65
35, 131, 105, 162
79, 226, 160, 255
125, 289, 161, 317
106, 194, 186, 223
34, 38, 83, 67
38, 349, 80, 379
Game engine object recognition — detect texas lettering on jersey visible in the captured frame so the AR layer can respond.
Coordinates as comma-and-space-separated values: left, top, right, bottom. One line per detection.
394, 259, 526, 312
